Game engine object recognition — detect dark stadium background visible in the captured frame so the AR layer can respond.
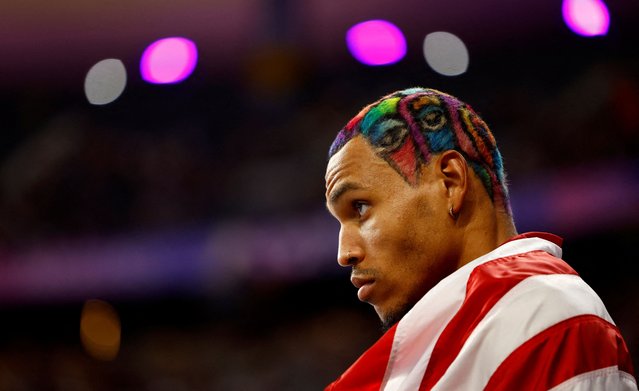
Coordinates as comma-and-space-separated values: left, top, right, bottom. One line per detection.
1, 0, 638, 389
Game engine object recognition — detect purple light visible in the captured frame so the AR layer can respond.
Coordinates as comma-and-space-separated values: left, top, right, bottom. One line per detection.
562, 0, 610, 37
346, 20, 406, 66
140, 37, 198, 84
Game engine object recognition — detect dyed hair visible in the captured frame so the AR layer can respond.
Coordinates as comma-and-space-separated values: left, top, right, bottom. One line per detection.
329, 87, 511, 214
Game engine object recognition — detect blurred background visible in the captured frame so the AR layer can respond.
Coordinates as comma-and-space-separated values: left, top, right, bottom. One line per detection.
1, 0, 638, 389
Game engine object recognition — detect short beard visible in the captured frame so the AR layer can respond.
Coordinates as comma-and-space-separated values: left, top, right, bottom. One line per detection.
380, 304, 411, 332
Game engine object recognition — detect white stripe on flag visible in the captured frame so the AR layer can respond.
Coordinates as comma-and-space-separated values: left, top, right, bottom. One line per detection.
432, 274, 613, 390
549, 366, 638, 391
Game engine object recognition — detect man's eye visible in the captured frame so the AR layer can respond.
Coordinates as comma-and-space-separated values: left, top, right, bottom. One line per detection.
353, 201, 370, 216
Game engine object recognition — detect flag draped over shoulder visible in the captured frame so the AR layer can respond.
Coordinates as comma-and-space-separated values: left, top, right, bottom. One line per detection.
326, 233, 637, 391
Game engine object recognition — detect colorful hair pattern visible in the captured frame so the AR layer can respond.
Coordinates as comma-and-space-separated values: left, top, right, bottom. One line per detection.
328, 87, 511, 214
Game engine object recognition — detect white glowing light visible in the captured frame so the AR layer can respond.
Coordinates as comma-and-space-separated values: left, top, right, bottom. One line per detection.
84, 59, 127, 105
423, 32, 469, 77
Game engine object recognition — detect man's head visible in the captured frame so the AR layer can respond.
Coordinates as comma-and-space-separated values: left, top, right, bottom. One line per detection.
329, 87, 510, 212
325, 88, 514, 329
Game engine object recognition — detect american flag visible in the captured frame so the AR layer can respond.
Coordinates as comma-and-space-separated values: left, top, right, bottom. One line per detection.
326, 233, 637, 391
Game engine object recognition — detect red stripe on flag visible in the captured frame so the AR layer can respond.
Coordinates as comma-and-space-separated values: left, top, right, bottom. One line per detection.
325, 324, 397, 391
419, 250, 577, 390
485, 314, 636, 390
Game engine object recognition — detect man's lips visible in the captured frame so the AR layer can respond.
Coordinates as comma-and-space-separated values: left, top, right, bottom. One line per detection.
351, 275, 375, 302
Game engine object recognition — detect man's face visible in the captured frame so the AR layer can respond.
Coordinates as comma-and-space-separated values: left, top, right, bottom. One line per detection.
325, 136, 459, 329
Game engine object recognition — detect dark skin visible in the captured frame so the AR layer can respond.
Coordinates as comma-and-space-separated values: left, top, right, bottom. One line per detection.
325, 136, 517, 329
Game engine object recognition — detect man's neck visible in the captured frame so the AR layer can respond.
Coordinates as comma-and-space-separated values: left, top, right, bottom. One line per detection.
457, 210, 517, 269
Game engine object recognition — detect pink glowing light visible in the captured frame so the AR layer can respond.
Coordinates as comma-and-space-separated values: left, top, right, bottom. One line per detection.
140, 37, 198, 84
562, 0, 610, 37
346, 20, 406, 66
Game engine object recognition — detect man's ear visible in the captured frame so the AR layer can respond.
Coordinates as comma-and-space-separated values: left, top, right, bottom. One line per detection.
436, 150, 468, 217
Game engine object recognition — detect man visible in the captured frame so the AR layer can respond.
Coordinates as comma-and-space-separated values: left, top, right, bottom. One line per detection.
324, 88, 636, 390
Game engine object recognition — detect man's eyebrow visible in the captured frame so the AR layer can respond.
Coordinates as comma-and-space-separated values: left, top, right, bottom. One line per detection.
328, 182, 364, 205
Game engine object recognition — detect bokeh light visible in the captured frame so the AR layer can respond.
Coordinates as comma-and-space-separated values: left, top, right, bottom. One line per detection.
80, 299, 121, 361
423, 32, 469, 76
562, 0, 610, 37
84, 59, 127, 105
346, 20, 406, 66
140, 37, 198, 84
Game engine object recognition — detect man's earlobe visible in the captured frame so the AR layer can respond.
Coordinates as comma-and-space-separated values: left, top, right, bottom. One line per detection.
438, 150, 468, 213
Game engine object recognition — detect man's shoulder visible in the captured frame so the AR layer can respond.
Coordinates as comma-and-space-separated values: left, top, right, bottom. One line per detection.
466, 248, 607, 320
425, 249, 634, 390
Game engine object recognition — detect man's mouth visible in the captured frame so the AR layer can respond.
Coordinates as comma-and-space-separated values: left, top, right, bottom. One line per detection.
351, 275, 376, 302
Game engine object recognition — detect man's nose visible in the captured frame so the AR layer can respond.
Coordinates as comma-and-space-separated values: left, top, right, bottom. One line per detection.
337, 225, 364, 267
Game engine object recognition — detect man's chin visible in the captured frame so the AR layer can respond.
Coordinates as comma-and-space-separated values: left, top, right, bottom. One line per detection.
378, 306, 410, 332
380, 317, 398, 333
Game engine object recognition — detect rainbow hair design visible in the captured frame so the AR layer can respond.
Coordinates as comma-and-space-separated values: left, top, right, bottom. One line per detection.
329, 87, 511, 214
